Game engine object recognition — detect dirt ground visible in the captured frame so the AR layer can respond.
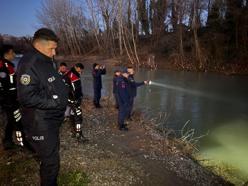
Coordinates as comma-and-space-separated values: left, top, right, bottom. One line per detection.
0, 97, 234, 186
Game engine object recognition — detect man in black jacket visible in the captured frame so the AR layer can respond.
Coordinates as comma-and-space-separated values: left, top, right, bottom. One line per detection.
116, 70, 130, 131
17, 28, 68, 186
92, 63, 106, 108
0, 44, 24, 149
127, 66, 148, 120
67, 63, 88, 142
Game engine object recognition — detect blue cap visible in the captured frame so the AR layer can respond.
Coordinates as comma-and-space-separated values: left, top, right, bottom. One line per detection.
121, 67, 128, 73
114, 69, 121, 73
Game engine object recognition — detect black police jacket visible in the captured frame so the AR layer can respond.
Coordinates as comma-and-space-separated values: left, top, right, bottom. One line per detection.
113, 75, 118, 94
67, 67, 83, 101
17, 48, 69, 126
92, 68, 106, 89
0, 58, 18, 106
116, 76, 130, 106
128, 75, 144, 98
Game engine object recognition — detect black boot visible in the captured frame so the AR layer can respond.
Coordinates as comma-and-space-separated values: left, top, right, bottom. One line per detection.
75, 132, 89, 143
95, 103, 102, 108
96, 104, 102, 108
119, 125, 128, 131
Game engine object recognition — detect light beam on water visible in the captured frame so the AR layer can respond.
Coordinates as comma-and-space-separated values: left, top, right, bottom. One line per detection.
149, 80, 248, 181
148, 81, 239, 104
149, 80, 218, 98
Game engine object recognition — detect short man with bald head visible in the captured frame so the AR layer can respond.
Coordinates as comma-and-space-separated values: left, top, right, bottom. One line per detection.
17, 28, 68, 186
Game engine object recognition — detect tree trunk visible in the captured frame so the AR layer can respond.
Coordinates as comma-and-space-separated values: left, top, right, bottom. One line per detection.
192, 0, 203, 69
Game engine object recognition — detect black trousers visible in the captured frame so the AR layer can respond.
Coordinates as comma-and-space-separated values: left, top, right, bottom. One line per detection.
114, 93, 119, 108
127, 97, 134, 118
70, 101, 83, 133
93, 87, 101, 106
24, 119, 61, 186
118, 102, 130, 128
2, 104, 22, 143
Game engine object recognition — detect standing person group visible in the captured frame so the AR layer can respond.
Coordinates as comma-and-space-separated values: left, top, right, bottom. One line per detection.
113, 67, 149, 131
1, 26, 147, 186
58, 62, 95, 142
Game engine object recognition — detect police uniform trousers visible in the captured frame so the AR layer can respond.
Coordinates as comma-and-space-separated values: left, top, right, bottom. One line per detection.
22, 109, 63, 186
118, 102, 129, 128
93, 87, 101, 106
114, 93, 119, 109
127, 97, 134, 118
69, 100, 83, 134
2, 102, 23, 144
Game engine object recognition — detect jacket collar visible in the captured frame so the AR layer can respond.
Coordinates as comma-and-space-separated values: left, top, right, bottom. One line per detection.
31, 46, 53, 62
1, 57, 14, 67
70, 67, 80, 77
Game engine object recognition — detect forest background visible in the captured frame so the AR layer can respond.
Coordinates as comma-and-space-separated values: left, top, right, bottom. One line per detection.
1, 0, 247, 72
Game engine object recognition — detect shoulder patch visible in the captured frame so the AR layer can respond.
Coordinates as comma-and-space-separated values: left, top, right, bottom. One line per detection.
20, 74, 31, 85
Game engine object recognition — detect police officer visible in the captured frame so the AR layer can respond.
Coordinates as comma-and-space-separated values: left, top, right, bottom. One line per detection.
58, 62, 68, 76
0, 44, 24, 149
127, 66, 148, 120
92, 63, 106, 108
17, 28, 68, 186
58, 62, 71, 120
116, 70, 130, 131
113, 70, 121, 109
67, 63, 88, 142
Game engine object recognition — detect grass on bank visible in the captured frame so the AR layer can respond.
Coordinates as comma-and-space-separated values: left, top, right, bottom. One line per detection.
58, 170, 90, 186
152, 113, 247, 185
197, 158, 248, 186
178, 122, 247, 186
179, 124, 247, 186
0, 153, 90, 186
0, 157, 38, 185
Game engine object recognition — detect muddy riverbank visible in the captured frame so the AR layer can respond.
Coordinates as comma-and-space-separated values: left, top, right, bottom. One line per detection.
0, 98, 233, 185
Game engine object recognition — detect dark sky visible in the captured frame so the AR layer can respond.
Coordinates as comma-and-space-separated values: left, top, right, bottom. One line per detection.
0, 0, 43, 37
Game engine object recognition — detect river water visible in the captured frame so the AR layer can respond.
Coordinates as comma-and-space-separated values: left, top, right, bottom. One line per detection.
82, 67, 248, 177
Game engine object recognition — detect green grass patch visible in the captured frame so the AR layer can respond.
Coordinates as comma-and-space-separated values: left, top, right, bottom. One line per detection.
0, 158, 38, 185
198, 158, 248, 186
58, 170, 90, 186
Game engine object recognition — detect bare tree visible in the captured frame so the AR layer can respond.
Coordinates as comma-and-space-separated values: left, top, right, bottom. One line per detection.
35, 0, 247, 68
37, 0, 93, 55
191, 0, 204, 69
137, 0, 149, 35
